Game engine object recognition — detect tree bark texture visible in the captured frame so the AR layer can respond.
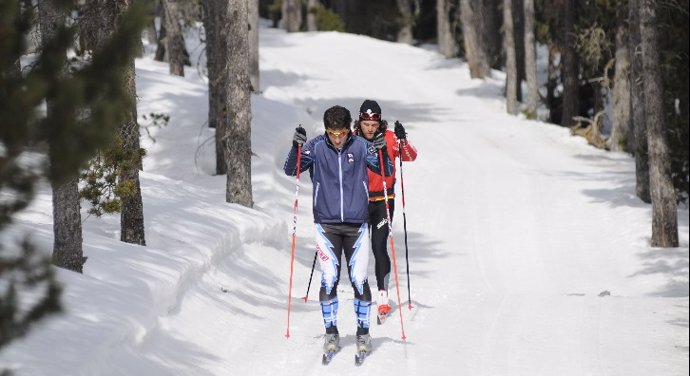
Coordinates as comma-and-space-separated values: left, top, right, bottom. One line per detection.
40, 0, 85, 273
523, 0, 538, 117
629, 0, 650, 202
610, 0, 632, 152
51, 177, 84, 272
503, 0, 518, 114
512, 0, 525, 101
639, 0, 678, 247
162, 0, 185, 76
282, 0, 301, 32
248, 0, 259, 92
120, 59, 146, 245
560, 0, 579, 127
437, 0, 456, 57
226, 0, 253, 207
460, 0, 491, 78
202, 0, 229, 174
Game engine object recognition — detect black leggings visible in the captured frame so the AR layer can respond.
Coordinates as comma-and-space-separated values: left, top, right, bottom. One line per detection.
318, 224, 372, 303
368, 199, 395, 292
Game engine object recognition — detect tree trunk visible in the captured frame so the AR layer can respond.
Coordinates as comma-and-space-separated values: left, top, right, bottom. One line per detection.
512, 0, 524, 102
226, 0, 253, 207
282, 0, 301, 32
120, 59, 147, 245
248, 0, 259, 92
477, 0, 501, 69
202, 0, 229, 173
610, 0, 632, 153
154, 1, 167, 62
40, 0, 85, 273
306, 0, 318, 31
397, 0, 416, 44
639, 0, 678, 247
629, 0, 650, 203
503, 0, 518, 114
162, 0, 185, 76
460, 0, 491, 78
523, 0, 538, 118
437, 0, 456, 57
51, 177, 84, 272
560, 0, 579, 127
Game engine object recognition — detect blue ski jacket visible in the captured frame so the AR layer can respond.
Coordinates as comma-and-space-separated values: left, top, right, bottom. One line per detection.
284, 133, 393, 224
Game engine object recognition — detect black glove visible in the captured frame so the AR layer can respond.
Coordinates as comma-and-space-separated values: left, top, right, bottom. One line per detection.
292, 125, 307, 148
373, 131, 386, 150
394, 121, 406, 140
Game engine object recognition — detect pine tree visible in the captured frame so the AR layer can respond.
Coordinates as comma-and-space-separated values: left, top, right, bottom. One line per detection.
282, 0, 301, 32
629, 0, 651, 203
38, 0, 86, 273
523, 0, 538, 118
161, 0, 186, 76
226, 0, 254, 207
202, 0, 230, 173
639, 0, 678, 247
610, 0, 632, 152
437, 0, 457, 57
503, 0, 518, 114
460, 0, 491, 78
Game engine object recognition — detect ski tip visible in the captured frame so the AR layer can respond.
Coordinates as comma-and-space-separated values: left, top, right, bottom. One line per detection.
355, 354, 366, 366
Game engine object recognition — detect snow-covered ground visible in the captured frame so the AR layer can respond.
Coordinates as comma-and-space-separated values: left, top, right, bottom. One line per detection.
1, 25, 688, 376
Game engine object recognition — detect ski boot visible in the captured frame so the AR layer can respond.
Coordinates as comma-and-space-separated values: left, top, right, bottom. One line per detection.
355, 333, 372, 365
322, 333, 340, 364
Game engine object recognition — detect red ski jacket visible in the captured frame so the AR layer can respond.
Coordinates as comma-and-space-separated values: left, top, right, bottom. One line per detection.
366, 130, 417, 202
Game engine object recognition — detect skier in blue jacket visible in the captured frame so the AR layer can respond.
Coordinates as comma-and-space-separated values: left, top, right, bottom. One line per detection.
284, 105, 392, 358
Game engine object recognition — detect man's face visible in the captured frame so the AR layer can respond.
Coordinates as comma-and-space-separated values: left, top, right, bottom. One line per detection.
359, 120, 379, 140
326, 128, 350, 149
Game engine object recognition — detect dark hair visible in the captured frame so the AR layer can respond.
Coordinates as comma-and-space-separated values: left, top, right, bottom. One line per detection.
353, 119, 388, 137
323, 105, 352, 130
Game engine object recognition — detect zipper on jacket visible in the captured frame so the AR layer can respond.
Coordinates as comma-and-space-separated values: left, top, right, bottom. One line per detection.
338, 150, 344, 221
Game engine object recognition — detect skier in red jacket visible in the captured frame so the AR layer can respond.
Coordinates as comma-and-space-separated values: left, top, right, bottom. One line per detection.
353, 100, 418, 321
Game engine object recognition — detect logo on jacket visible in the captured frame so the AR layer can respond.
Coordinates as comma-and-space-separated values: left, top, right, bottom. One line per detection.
347, 153, 354, 163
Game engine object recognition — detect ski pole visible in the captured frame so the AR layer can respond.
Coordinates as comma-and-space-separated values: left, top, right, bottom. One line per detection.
285, 144, 302, 338
302, 251, 317, 302
398, 140, 413, 310
379, 149, 407, 340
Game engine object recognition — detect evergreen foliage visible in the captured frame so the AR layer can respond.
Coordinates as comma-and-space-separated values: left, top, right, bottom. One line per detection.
0, 0, 148, 353
80, 112, 167, 217
312, 4, 345, 32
